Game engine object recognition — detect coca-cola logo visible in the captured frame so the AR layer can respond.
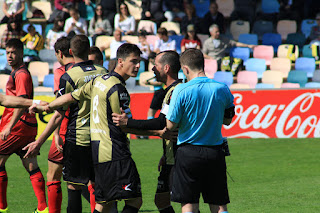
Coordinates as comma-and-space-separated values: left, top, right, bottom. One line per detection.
223, 92, 320, 138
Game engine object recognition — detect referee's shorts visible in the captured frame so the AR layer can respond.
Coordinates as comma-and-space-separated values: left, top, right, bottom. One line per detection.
171, 144, 230, 205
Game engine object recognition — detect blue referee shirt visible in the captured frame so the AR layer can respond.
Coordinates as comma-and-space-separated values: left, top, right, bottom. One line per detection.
166, 76, 234, 146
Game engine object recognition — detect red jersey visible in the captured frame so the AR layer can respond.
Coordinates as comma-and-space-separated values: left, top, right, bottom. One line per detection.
54, 62, 74, 135
0, 65, 37, 136
181, 38, 202, 50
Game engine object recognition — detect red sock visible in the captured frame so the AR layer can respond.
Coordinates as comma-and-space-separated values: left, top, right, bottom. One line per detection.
47, 181, 62, 213
0, 168, 8, 210
29, 169, 47, 211
88, 184, 95, 213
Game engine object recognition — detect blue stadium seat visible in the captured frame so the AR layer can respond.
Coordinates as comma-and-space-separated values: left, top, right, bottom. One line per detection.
39, 49, 57, 70
286, 33, 306, 49
295, 57, 316, 77
103, 60, 109, 69
244, 58, 267, 78
178, 70, 187, 83
42, 74, 54, 89
287, 70, 308, 87
230, 47, 250, 62
312, 70, 320, 82
192, 0, 210, 18
238, 33, 258, 45
23, 23, 42, 35
301, 19, 317, 38
78, 1, 96, 20
305, 82, 320, 88
169, 35, 184, 54
45, 23, 54, 37
302, 44, 313, 58
261, 0, 280, 14
252, 20, 273, 40
135, 60, 146, 81
213, 71, 233, 87
255, 83, 274, 89
262, 33, 282, 51
0, 49, 7, 71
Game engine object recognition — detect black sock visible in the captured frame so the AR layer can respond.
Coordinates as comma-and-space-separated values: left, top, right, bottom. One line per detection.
81, 185, 90, 203
122, 205, 139, 213
67, 189, 82, 213
110, 201, 118, 213
160, 206, 175, 213
93, 210, 101, 213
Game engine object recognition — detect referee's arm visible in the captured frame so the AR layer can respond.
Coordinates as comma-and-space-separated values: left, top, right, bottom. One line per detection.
223, 106, 235, 126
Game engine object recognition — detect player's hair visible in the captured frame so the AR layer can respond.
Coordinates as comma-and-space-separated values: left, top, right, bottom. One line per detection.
6, 38, 23, 52
89, 46, 103, 63
116, 43, 142, 60
54, 37, 72, 57
180, 48, 204, 71
158, 51, 181, 74
70, 35, 90, 60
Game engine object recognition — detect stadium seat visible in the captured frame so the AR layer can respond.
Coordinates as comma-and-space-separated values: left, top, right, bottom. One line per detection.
78, 1, 95, 20
276, 20, 297, 40
146, 35, 159, 47
139, 71, 155, 89
262, 33, 282, 51
23, 23, 42, 35
277, 44, 299, 61
0, 24, 7, 38
95, 35, 113, 58
39, 49, 57, 70
312, 70, 320, 82
286, 33, 306, 49
216, 0, 234, 18
193, 0, 210, 18
178, 70, 187, 83
213, 71, 233, 87
169, 35, 184, 54
32, 75, 39, 88
261, 70, 283, 88
122, 35, 139, 44
281, 82, 300, 88
301, 19, 317, 38
31, 1, 52, 20
253, 45, 274, 65
255, 83, 274, 89
126, 0, 142, 20
252, 20, 273, 40
160, 22, 181, 35
103, 60, 109, 70
53, 61, 61, 72
270, 57, 291, 78
305, 82, 320, 88
28, 61, 49, 83
302, 44, 313, 58
0, 49, 7, 71
295, 57, 316, 77
42, 74, 54, 89
135, 60, 145, 81
237, 71, 258, 88
197, 34, 209, 46
229, 83, 251, 89
0, 74, 9, 91
261, 0, 280, 14
238, 33, 258, 45
204, 59, 218, 79
230, 20, 250, 41
287, 70, 308, 87
244, 58, 266, 78
137, 20, 157, 35
230, 47, 250, 62
44, 23, 54, 37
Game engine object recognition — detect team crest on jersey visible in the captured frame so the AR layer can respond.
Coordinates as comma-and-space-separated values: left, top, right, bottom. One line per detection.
85, 66, 93, 71
102, 75, 110, 80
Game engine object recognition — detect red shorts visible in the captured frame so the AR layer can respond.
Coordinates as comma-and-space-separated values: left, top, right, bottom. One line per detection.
0, 134, 36, 158
48, 134, 65, 164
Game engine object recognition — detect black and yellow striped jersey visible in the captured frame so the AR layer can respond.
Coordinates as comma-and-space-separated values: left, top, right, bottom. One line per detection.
71, 71, 132, 164
57, 60, 107, 146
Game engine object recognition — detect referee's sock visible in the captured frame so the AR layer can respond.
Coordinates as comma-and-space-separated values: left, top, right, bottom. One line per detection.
0, 166, 7, 210
122, 205, 139, 213
88, 184, 96, 213
29, 168, 47, 211
47, 181, 62, 213
159, 206, 175, 213
147, 116, 154, 120
67, 189, 82, 212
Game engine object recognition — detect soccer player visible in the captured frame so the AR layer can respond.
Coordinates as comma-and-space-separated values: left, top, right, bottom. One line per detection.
24, 35, 107, 213
166, 49, 235, 213
0, 94, 47, 108
0, 38, 48, 213
31, 43, 144, 213
89, 46, 104, 66
112, 50, 181, 213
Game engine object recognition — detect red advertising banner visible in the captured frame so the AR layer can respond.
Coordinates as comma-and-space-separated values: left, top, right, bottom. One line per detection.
130, 89, 320, 138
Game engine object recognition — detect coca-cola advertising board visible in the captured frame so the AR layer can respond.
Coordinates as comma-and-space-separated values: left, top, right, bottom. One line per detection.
130, 89, 320, 139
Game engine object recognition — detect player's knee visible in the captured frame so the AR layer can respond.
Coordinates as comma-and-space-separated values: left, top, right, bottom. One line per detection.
154, 193, 171, 209
46, 169, 61, 182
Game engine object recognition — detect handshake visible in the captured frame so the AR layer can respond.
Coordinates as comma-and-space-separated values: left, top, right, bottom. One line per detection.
29, 101, 53, 114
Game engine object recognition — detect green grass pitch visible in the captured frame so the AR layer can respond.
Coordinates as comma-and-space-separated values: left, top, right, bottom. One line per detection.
5, 138, 320, 212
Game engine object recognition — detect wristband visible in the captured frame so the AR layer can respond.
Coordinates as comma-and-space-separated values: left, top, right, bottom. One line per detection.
32, 100, 41, 104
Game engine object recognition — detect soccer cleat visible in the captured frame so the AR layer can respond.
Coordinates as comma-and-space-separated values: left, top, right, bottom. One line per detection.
33, 207, 48, 213
0, 207, 8, 213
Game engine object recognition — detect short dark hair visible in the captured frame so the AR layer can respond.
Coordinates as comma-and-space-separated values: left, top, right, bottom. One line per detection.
89, 46, 103, 62
138, 30, 147, 37
157, 27, 168, 36
6, 38, 23, 52
54, 37, 72, 57
117, 43, 142, 60
180, 48, 204, 71
27, 24, 35, 32
70, 35, 90, 60
158, 51, 181, 74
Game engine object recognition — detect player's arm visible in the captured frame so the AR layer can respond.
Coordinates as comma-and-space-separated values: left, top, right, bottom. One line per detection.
0, 107, 25, 141
0, 94, 47, 108
166, 119, 178, 131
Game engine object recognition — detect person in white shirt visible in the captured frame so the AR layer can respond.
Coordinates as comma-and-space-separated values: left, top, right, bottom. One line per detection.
114, 2, 136, 35
46, 17, 67, 50
1, 0, 25, 24
64, 7, 87, 37
154, 27, 176, 54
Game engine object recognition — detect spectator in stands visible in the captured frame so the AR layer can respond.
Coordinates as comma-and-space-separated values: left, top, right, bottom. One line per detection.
180, 3, 200, 35
163, 0, 186, 22
141, 0, 166, 28
0, 18, 25, 49
202, 24, 255, 62
88, 4, 112, 45
278, 0, 303, 23
100, 0, 117, 30
181, 24, 201, 52
21, 24, 44, 61
114, 2, 136, 35
200, 2, 225, 35
137, 30, 153, 70
310, 13, 320, 41
48, 0, 77, 23
64, 7, 87, 37
46, 16, 67, 50
154, 28, 176, 53
0, 0, 25, 24
230, 0, 256, 24
89, 46, 104, 66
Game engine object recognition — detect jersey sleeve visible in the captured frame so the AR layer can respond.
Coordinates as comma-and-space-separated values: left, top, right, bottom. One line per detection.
15, 70, 33, 98
109, 84, 132, 118
54, 67, 64, 94
56, 73, 75, 110
71, 79, 94, 101
166, 85, 184, 124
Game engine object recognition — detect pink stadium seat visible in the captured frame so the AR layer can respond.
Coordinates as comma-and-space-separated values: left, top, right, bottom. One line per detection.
204, 59, 218, 79
216, 0, 234, 18
237, 71, 258, 88
253, 45, 274, 65
146, 35, 159, 47
281, 83, 300, 88
53, 61, 61, 71
230, 83, 251, 89
137, 20, 157, 35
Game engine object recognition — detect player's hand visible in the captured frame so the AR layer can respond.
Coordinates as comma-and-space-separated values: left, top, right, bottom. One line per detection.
55, 135, 64, 153
160, 127, 178, 141
112, 108, 129, 126
22, 141, 40, 158
158, 155, 165, 171
0, 127, 11, 141
39, 101, 49, 106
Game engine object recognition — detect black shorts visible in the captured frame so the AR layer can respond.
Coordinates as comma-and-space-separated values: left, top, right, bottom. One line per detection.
150, 88, 166, 110
156, 164, 174, 194
94, 157, 142, 203
171, 144, 230, 205
63, 140, 94, 186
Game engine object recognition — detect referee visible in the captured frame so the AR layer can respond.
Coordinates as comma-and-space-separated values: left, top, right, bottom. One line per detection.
166, 49, 235, 213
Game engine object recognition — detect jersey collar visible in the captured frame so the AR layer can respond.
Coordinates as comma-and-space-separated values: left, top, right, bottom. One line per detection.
109, 70, 126, 85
